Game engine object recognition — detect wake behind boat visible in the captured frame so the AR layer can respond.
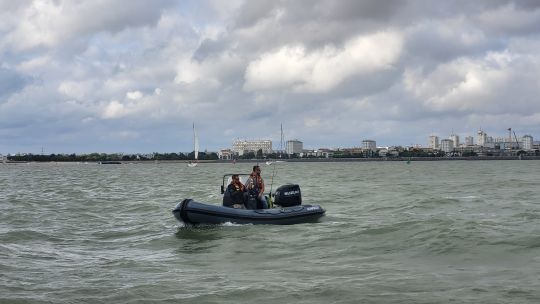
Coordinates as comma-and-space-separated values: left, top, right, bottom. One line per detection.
172, 174, 325, 225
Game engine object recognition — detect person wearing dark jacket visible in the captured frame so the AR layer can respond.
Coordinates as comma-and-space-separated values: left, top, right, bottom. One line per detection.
223, 174, 247, 208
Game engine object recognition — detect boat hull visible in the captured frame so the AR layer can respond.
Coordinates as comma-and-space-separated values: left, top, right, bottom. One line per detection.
173, 199, 325, 225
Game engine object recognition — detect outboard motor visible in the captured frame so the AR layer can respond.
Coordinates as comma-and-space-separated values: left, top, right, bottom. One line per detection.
273, 184, 302, 207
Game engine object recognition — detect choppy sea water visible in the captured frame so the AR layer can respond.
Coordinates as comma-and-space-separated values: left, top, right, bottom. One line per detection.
1, 160, 539, 304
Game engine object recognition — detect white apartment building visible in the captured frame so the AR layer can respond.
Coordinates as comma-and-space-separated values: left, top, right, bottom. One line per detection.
450, 134, 460, 147
428, 135, 439, 149
476, 130, 496, 148
477, 130, 487, 146
218, 149, 235, 160
522, 135, 534, 150
232, 139, 272, 156
440, 139, 454, 153
286, 140, 303, 155
362, 140, 377, 151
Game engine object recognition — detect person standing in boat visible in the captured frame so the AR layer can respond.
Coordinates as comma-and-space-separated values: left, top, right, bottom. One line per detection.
245, 165, 268, 209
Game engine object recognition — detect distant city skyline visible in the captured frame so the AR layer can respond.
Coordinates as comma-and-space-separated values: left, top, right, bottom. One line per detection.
225, 127, 539, 154
2, 1, 540, 154
2, 126, 537, 156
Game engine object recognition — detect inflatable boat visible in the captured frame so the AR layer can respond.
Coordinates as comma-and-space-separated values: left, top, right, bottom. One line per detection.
172, 199, 325, 225
172, 174, 325, 225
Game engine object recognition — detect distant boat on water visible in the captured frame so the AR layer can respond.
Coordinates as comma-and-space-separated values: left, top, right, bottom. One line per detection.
188, 123, 199, 167
99, 161, 121, 165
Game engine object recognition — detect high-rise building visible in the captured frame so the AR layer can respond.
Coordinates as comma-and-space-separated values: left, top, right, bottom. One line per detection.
232, 139, 272, 156
477, 130, 487, 146
450, 133, 460, 147
428, 135, 439, 149
465, 136, 474, 146
286, 140, 303, 155
440, 139, 454, 153
362, 140, 376, 151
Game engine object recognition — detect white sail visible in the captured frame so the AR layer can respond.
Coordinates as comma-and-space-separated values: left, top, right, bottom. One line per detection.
188, 123, 199, 167
194, 124, 199, 160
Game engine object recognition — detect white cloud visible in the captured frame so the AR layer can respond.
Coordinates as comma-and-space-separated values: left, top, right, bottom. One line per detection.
126, 91, 144, 100
404, 55, 507, 111
174, 52, 243, 87
16, 55, 51, 72
102, 100, 126, 119
244, 31, 403, 93
58, 81, 94, 100
1, 0, 173, 52
404, 48, 540, 118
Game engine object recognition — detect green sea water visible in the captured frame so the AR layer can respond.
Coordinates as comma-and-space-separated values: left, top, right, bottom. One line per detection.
1, 161, 539, 303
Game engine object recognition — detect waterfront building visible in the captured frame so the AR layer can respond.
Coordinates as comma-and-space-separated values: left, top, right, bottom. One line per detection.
477, 130, 487, 146
522, 135, 534, 150
493, 136, 519, 150
362, 140, 376, 151
465, 136, 474, 146
476, 131, 496, 148
486, 136, 495, 148
232, 139, 272, 156
378, 148, 400, 157
317, 148, 334, 158
286, 139, 303, 155
300, 149, 333, 158
450, 133, 459, 148
494, 137, 505, 143
428, 135, 439, 149
440, 139, 454, 153
218, 149, 235, 160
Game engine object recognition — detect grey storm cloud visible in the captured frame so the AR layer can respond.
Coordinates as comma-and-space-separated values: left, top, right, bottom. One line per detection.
1, 0, 540, 154
0, 68, 28, 98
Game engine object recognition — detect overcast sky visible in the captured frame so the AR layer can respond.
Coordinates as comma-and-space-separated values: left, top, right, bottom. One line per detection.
1, 0, 540, 154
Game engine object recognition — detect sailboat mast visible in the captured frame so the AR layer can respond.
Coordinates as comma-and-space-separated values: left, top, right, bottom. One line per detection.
192, 123, 199, 160
280, 123, 283, 157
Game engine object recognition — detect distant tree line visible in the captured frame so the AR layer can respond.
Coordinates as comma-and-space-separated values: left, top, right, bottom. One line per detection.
8, 148, 537, 162
8, 151, 218, 162
398, 148, 447, 158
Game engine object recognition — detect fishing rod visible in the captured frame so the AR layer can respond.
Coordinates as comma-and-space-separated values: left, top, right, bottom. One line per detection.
268, 161, 278, 208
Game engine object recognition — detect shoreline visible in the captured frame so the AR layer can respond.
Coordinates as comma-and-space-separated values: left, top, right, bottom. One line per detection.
3, 156, 540, 164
